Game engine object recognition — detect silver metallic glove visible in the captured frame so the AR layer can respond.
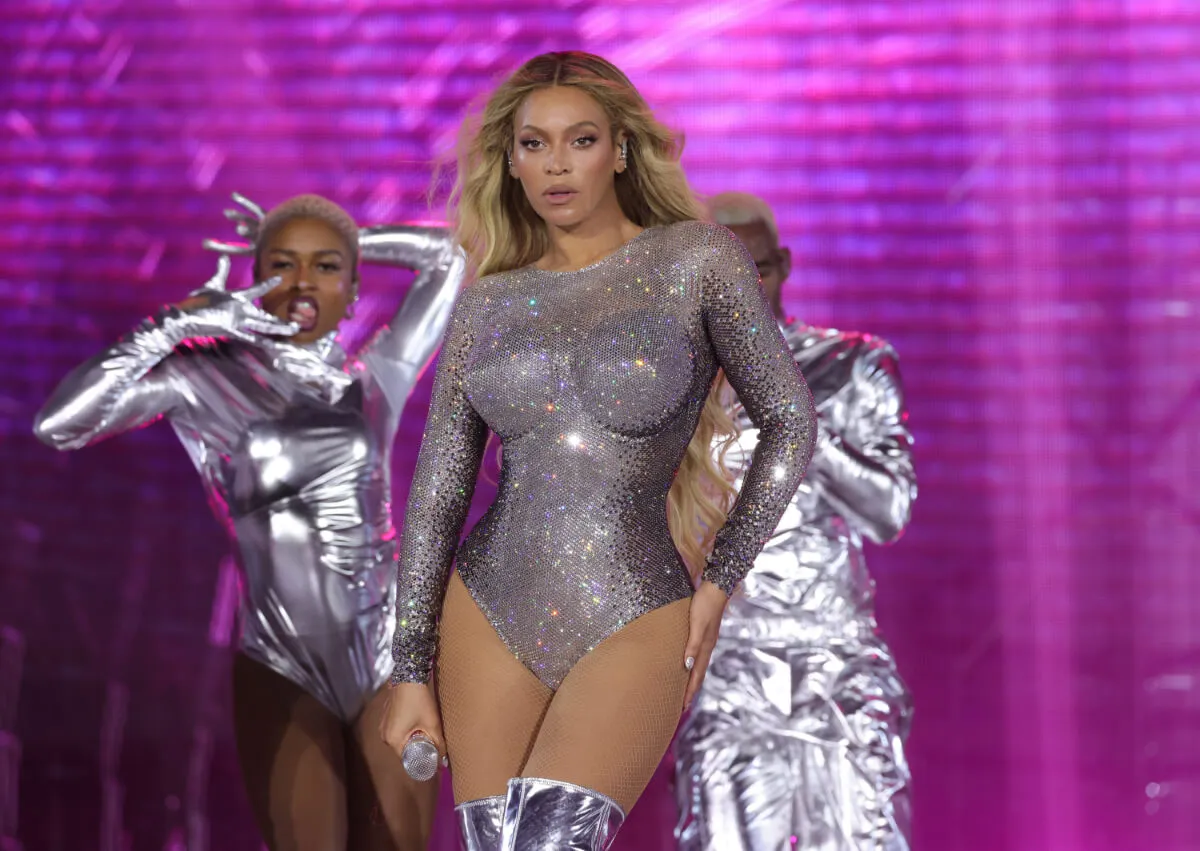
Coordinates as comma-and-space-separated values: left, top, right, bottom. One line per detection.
201, 192, 264, 256
175, 257, 298, 346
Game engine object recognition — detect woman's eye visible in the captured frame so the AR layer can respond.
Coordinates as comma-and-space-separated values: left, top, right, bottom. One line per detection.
270, 260, 292, 269
519, 139, 543, 150
574, 136, 598, 146
318, 264, 341, 273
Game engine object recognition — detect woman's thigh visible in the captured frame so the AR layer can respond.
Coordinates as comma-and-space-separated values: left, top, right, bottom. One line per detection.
521, 598, 691, 813
232, 652, 348, 851
436, 572, 554, 803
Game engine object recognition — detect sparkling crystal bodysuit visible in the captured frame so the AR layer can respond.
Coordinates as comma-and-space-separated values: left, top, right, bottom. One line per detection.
391, 221, 817, 689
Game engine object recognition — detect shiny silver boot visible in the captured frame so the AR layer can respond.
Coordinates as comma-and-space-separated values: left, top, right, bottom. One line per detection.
499, 777, 625, 851
457, 795, 505, 851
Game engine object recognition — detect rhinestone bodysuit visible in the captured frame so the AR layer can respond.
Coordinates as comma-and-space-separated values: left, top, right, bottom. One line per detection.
391, 220, 816, 689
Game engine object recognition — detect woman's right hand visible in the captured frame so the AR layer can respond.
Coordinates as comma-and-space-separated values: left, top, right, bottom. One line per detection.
380, 681, 447, 766
173, 256, 297, 345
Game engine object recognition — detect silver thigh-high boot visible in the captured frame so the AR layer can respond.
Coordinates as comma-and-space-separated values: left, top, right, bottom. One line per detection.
457, 796, 506, 851
499, 777, 625, 851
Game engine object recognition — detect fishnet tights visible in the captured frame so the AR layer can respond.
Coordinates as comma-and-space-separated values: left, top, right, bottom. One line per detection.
436, 572, 691, 813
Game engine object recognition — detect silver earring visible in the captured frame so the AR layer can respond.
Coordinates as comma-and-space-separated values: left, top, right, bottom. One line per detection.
507, 152, 514, 170
620, 140, 628, 161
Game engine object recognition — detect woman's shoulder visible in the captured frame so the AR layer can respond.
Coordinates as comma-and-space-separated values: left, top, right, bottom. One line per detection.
469, 262, 534, 290
448, 266, 523, 324
656, 220, 753, 273
457, 268, 509, 303
657, 219, 745, 254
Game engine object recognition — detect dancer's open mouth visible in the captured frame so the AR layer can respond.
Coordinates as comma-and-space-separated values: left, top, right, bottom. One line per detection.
287, 297, 318, 332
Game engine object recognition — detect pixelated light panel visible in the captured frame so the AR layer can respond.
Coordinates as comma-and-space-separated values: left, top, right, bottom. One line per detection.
3, 3, 1198, 851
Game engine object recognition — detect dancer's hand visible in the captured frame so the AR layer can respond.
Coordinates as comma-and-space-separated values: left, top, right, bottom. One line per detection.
380, 681, 447, 765
682, 580, 729, 711
202, 192, 266, 256
173, 257, 298, 344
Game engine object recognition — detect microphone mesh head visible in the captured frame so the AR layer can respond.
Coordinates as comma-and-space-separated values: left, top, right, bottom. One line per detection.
402, 734, 440, 782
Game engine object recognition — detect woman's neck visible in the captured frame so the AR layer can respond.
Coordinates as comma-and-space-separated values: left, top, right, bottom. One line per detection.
537, 212, 643, 273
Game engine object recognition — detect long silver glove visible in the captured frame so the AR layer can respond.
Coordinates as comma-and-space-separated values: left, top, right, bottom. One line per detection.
356, 224, 465, 368
33, 258, 296, 451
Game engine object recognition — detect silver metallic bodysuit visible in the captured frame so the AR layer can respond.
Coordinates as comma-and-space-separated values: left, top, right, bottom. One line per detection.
34, 227, 465, 722
390, 221, 817, 689
674, 321, 917, 851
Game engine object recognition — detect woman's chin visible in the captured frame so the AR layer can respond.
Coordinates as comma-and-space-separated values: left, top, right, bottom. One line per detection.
287, 324, 330, 345
535, 203, 589, 228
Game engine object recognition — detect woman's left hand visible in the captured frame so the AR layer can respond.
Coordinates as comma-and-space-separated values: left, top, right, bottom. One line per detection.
202, 192, 266, 256
682, 580, 729, 711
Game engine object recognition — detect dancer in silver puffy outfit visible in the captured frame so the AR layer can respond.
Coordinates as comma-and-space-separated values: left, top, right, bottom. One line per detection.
34, 194, 465, 850
675, 192, 917, 851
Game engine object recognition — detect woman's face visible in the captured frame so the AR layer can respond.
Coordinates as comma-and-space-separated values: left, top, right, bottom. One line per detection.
257, 217, 355, 344
510, 85, 626, 230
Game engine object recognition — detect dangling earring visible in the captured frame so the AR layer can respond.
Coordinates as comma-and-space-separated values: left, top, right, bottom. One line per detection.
618, 140, 628, 174
507, 151, 515, 173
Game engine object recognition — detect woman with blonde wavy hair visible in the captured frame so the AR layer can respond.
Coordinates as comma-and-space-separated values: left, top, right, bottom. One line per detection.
380, 51, 816, 849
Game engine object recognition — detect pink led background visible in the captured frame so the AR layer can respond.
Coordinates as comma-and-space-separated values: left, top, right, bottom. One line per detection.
2, 1, 1198, 849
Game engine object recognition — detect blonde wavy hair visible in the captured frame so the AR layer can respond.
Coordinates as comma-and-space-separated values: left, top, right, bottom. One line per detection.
445, 51, 739, 581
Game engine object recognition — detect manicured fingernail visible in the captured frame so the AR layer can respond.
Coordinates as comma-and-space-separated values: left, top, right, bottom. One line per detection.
684, 656, 695, 671
442, 755, 449, 767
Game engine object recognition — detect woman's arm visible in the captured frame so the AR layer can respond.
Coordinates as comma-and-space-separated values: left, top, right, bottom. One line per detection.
34, 261, 294, 450
389, 287, 489, 685
357, 226, 467, 414
807, 342, 915, 543
699, 224, 818, 594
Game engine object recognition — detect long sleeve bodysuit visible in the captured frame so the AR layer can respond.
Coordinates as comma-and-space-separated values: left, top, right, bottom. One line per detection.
390, 221, 817, 689
34, 227, 465, 721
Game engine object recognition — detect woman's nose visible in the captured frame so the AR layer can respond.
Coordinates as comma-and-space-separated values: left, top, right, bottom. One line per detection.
544, 148, 569, 174
295, 267, 318, 290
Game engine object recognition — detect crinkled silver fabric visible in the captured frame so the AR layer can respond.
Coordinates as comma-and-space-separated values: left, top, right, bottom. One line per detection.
675, 322, 917, 851
34, 226, 464, 722
456, 796, 505, 851
391, 221, 816, 687
500, 778, 624, 851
